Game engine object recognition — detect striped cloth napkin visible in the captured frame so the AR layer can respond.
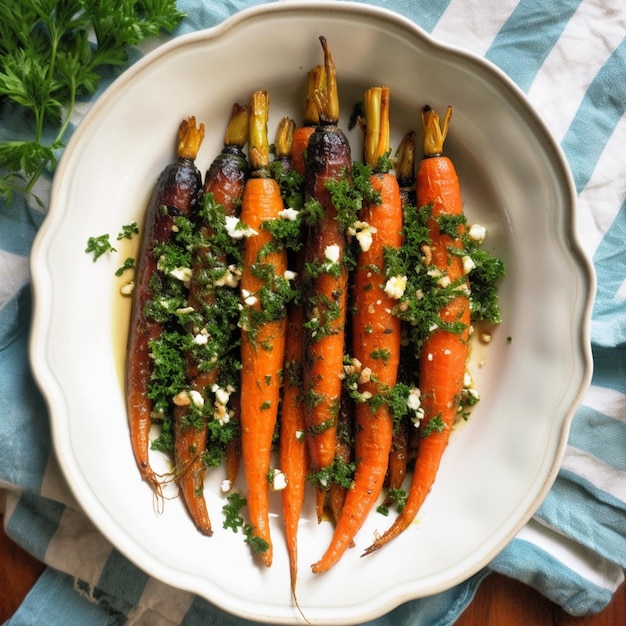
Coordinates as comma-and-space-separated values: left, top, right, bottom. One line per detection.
1, 1, 625, 624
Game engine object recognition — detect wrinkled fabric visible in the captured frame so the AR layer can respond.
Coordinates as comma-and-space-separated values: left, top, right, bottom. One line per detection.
2, 1, 625, 624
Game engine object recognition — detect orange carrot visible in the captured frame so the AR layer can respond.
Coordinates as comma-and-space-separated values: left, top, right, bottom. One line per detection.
301, 37, 351, 521
126, 117, 204, 495
383, 417, 409, 507
291, 64, 325, 176
172, 105, 249, 534
363, 105, 470, 556
312, 86, 403, 573
239, 90, 289, 567
383, 129, 415, 506
271, 114, 308, 599
327, 392, 354, 525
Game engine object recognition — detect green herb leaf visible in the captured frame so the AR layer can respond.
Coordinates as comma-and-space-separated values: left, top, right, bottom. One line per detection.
0, 0, 186, 203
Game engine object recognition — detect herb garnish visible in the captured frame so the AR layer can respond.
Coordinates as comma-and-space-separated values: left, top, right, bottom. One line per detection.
85, 234, 116, 261
222, 492, 270, 554
0, 0, 186, 204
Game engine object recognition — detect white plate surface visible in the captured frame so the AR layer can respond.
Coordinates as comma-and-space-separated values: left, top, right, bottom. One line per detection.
30, 2, 594, 624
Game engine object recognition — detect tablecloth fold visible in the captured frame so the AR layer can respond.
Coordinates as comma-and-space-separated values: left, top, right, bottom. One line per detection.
2, 1, 625, 624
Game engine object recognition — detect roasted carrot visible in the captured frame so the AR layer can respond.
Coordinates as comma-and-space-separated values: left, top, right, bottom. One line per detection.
204, 103, 250, 212
126, 117, 204, 495
363, 105, 471, 556
312, 86, 403, 573
327, 392, 354, 525
291, 64, 325, 176
202, 102, 250, 492
383, 128, 416, 506
269, 114, 308, 599
301, 37, 352, 521
239, 90, 289, 567
172, 105, 250, 534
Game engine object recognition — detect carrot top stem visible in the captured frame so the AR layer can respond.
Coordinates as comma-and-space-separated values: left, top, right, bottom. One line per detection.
249, 90, 271, 173
422, 105, 452, 157
363, 86, 391, 168
314, 36, 340, 125
177, 116, 205, 160
395, 130, 416, 186
275, 116, 296, 159
224, 103, 251, 148
304, 64, 325, 125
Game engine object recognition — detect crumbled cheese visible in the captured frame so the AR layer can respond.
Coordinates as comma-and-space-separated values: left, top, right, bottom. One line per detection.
269, 469, 288, 491
188, 389, 205, 408
221, 479, 232, 493
421, 245, 432, 265
358, 367, 372, 384
464, 371, 473, 388
170, 266, 193, 284
211, 384, 233, 425
120, 281, 134, 296
284, 270, 297, 281
241, 288, 258, 307
407, 387, 425, 427
193, 329, 209, 345
279, 207, 299, 221
175, 306, 195, 315
213, 264, 241, 288
384, 275, 407, 299
407, 387, 421, 411
225, 215, 257, 239
172, 390, 190, 406
468, 223, 486, 244
437, 275, 451, 288
324, 244, 340, 264
462, 255, 476, 275
213, 385, 231, 406
347, 220, 377, 252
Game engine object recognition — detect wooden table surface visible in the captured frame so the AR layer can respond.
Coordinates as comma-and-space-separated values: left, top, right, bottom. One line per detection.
1, 511, 625, 624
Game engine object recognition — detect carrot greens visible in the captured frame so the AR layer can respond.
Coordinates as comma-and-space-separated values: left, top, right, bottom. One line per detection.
0, 0, 185, 204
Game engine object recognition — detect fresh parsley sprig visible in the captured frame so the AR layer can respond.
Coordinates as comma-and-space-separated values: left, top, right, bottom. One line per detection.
0, 0, 185, 205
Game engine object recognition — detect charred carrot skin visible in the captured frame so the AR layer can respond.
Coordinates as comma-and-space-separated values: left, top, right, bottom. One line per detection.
201, 103, 250, 492
126, 117, 204, 494
173, 106, 249, 535
363, 106, 470, 557
239, 91, 289, 567
312, 87, 403, 573
302, 38, 351, 491
204, 103, 250, 212
327, 392, 353, 525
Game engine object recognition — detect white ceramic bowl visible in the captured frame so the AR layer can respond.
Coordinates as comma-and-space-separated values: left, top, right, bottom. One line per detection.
30, 2, 594, 624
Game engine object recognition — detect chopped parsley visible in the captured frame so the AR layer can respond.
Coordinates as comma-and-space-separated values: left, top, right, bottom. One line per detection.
85, 234, 116, 260
222, 492, 269, 555
308, 456, 356, 490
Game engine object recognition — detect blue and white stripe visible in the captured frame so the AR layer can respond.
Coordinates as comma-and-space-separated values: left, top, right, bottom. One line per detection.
2, 1, 625, 624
